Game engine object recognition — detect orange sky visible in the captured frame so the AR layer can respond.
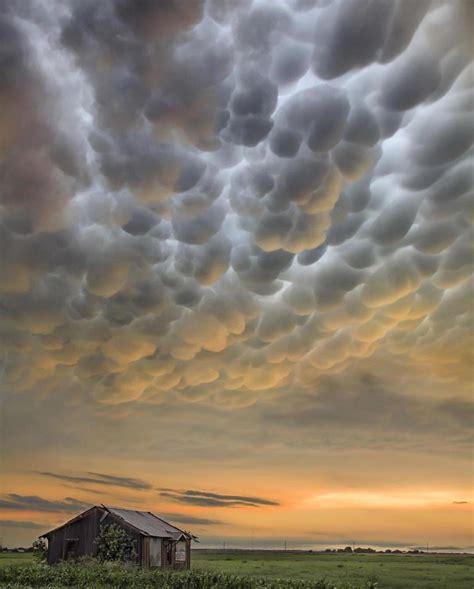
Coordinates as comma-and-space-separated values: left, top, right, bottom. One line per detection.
2, 392, 473, 549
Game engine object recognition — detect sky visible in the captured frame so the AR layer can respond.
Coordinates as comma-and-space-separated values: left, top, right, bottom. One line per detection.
0, 0, 473, 551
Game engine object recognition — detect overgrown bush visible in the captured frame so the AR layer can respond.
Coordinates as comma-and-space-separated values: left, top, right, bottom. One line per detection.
95, 524, 138, 564
31, 539, 47, 563
0, 560, 379, 589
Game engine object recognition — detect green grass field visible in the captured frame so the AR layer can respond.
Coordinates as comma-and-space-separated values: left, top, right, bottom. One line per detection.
0, 550, 472, 588
0, 554, 34, 568
192, 550, 473, 589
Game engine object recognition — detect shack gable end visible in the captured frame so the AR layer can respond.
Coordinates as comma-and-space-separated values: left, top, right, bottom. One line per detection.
43, 507, 143, 566
44, 506, 102, 565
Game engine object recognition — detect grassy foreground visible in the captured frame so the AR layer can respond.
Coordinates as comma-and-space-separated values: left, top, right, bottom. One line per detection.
0, 558, 372, 589
0, 551, 472, 588
0, 556, 33, 569
193, 550, 473, 589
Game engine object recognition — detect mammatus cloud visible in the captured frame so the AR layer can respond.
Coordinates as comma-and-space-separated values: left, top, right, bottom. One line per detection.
38, 471, 152, 491
0, 495, 90, 513
160, 489, 279, 508
0, 0, 471, 412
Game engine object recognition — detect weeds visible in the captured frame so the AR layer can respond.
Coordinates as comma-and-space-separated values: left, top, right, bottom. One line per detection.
0, 560, 379, 589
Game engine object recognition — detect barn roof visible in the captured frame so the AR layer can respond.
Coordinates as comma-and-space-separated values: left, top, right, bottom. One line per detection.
106, 507, 190, 540
41, 505, 195, 540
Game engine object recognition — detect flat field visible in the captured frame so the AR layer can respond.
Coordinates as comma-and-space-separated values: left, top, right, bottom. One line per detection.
0, 550, 472, 588
192, 550, 474, 589
0, 554, 34, 568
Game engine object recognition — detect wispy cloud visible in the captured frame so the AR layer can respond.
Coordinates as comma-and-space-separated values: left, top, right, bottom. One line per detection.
63, 485, 106, 495
0, 520, 45, 530
160, 489, 279, 508
160, 512, 223, 526
452, 501, 469, 505
38, 471, 152, 491
0, 494, 90, 513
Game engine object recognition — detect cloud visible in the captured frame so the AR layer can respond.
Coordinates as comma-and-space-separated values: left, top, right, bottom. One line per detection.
0, 0, 470, 409
64, 486, 107, 496
0, 495, 90, 513
452, 501, 469, 505
260, 370, 474, 452
159, 489, 279, 508
160, 513, 223, 526
0, 520, 45, 530
37, 471, 152, 491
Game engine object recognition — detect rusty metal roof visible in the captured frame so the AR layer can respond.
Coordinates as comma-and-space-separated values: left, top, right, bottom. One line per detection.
41, 505, 194, 540
105, 506, 190, 539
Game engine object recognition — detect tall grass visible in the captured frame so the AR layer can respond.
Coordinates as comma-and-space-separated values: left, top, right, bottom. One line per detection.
0, 559, 378, 588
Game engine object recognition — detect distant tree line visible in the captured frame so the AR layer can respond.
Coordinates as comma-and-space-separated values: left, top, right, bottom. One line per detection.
324, 547, 421, 554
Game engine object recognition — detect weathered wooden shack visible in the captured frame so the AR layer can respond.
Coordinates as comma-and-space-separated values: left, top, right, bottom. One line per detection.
40, 505, 195, 569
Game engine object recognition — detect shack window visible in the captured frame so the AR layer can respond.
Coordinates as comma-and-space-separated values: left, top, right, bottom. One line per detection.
175, 540, 186, 563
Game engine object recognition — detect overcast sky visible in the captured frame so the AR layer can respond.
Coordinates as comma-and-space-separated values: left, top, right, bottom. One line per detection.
0, 0, 472, 550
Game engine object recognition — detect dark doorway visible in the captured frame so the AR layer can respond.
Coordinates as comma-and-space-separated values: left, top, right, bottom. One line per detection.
63, 539, 78, 561
164, 541, 173, 567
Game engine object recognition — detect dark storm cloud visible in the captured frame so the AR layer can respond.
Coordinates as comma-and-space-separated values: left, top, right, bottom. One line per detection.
311, 0, 394, 79
160, 489, 279, 508
0, 495, 90, 513
38, 471, 152, 491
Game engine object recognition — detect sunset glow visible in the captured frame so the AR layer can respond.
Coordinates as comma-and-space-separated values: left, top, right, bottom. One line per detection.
305, 490, 473, 509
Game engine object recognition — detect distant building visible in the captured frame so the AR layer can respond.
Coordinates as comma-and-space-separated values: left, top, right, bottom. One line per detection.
40, 505, 195, 569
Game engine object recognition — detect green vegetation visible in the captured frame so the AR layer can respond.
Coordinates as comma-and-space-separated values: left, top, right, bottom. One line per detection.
0, 550, 472, 588
95, 524, 138, 563
0, 555, 34, 568
0, 559, 373, 588
192, 550, 474, 589
31, 541, 47, 564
